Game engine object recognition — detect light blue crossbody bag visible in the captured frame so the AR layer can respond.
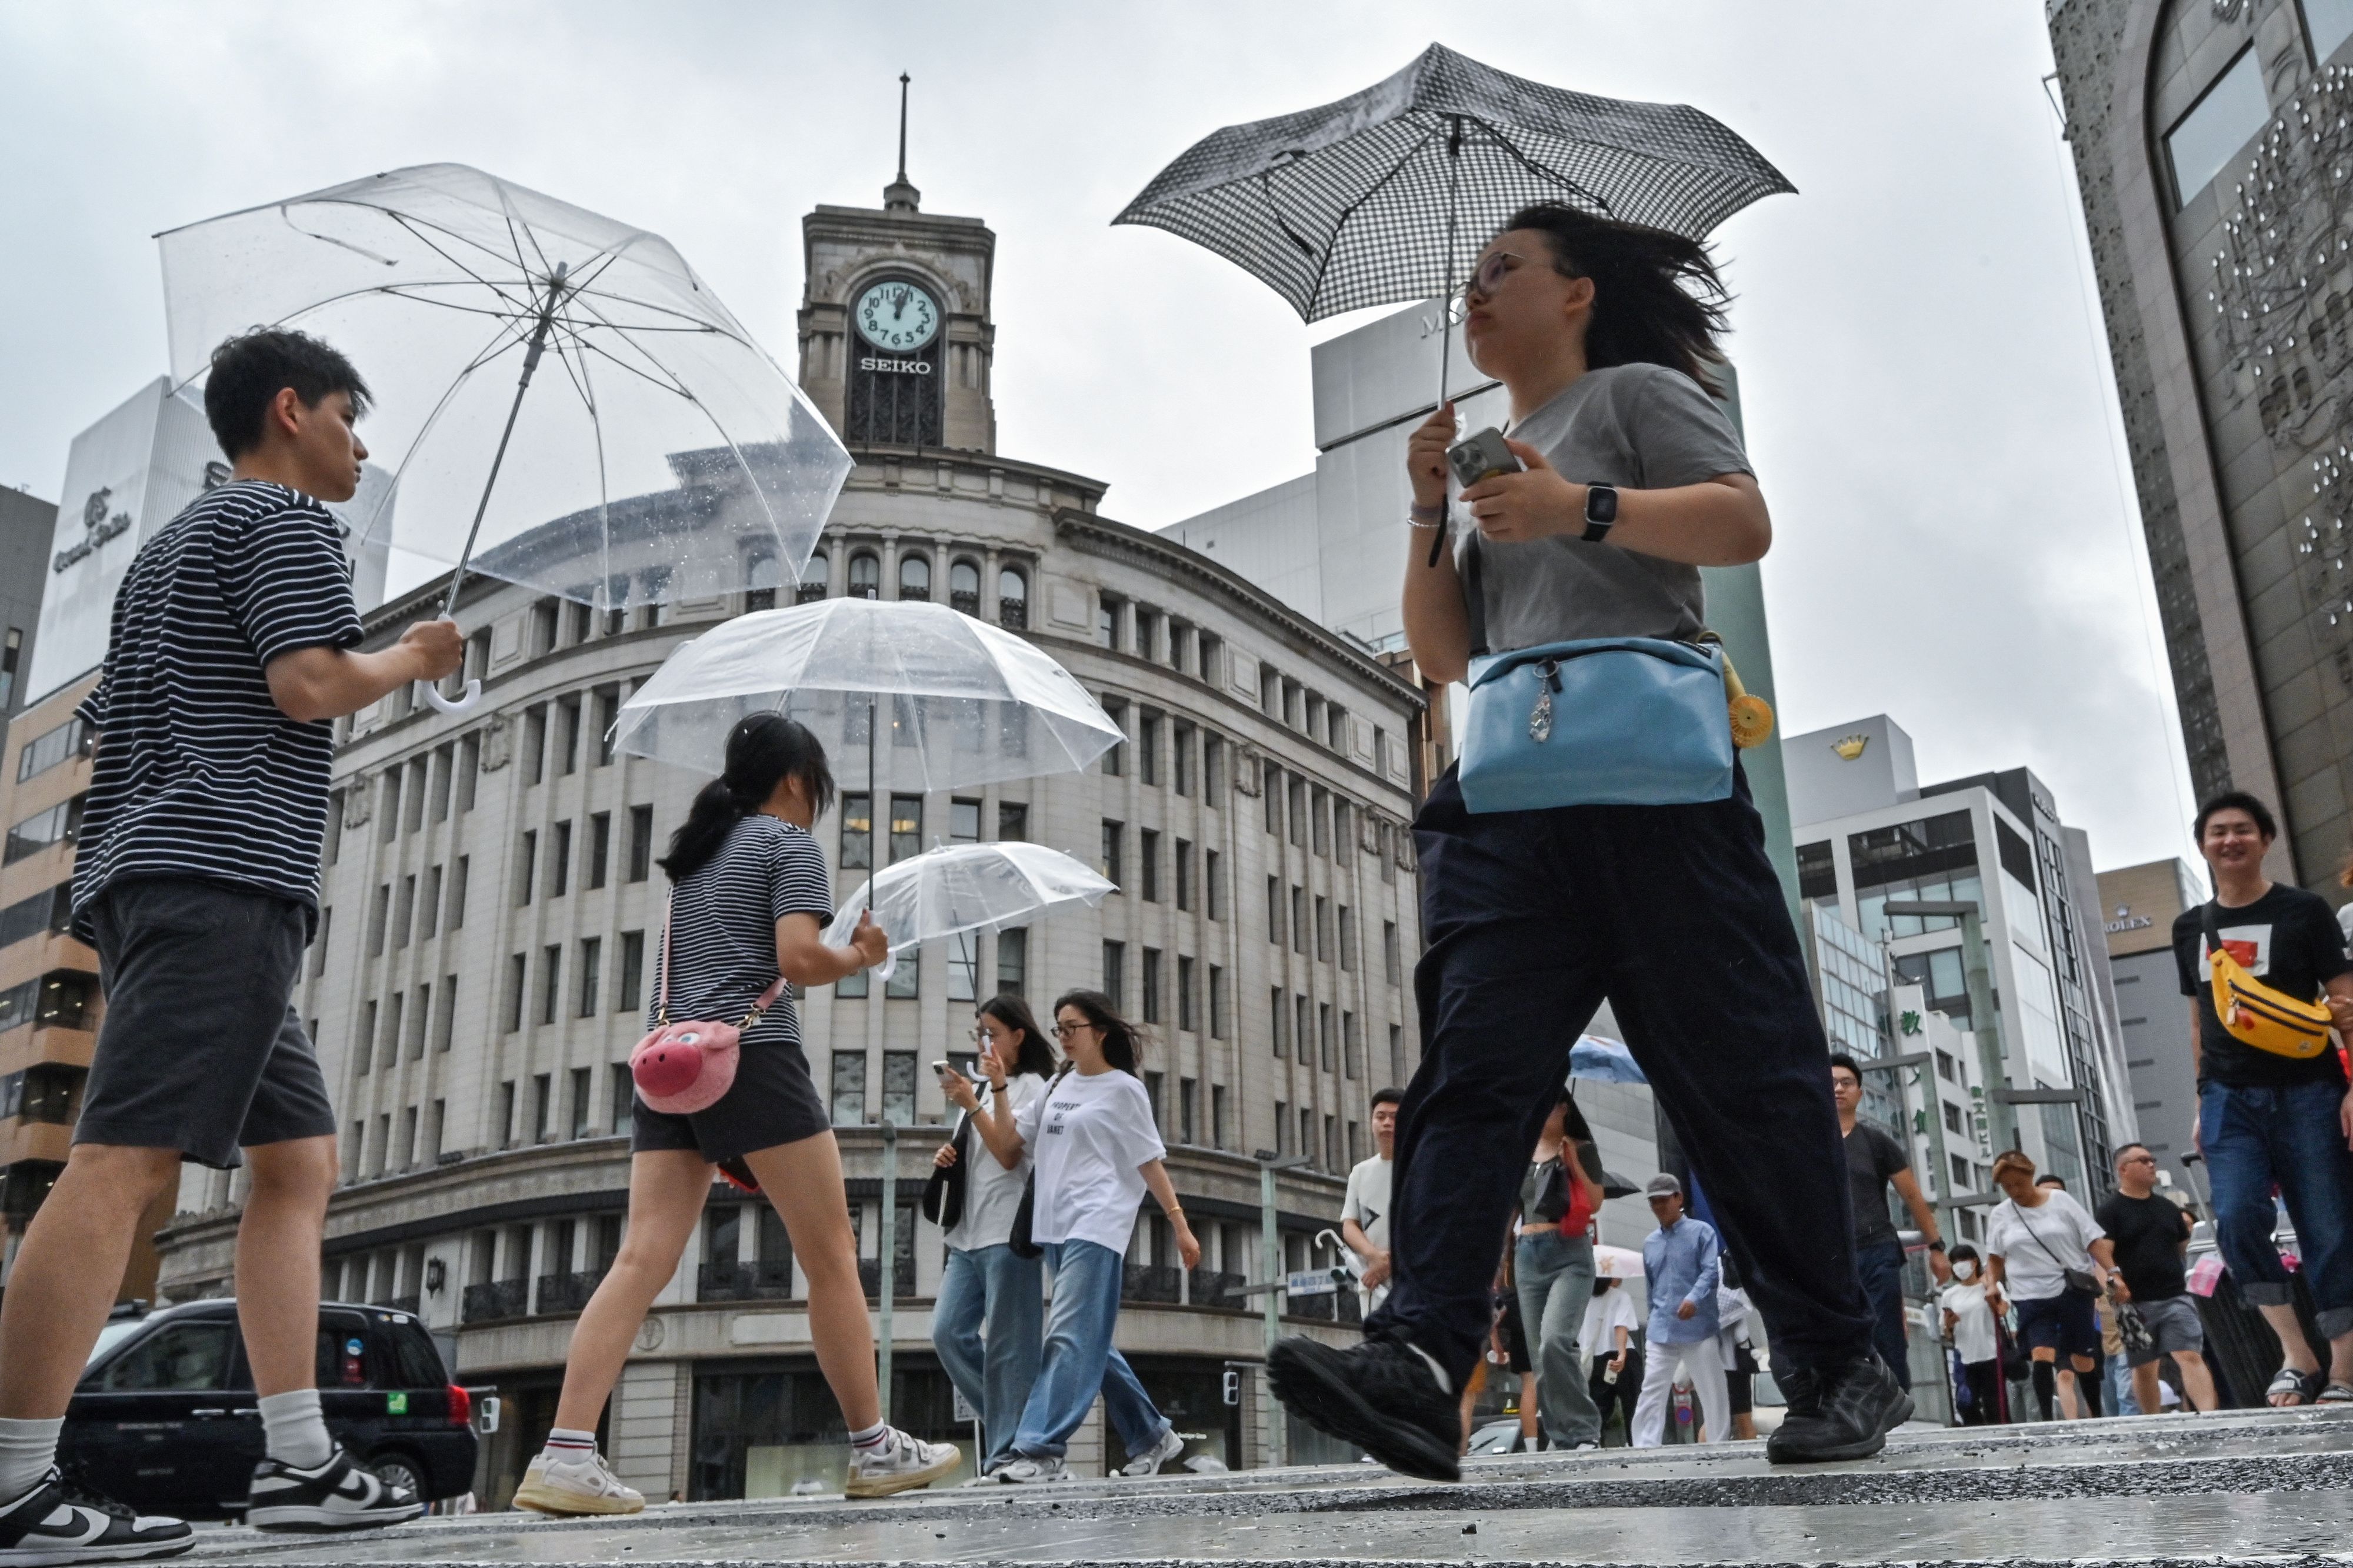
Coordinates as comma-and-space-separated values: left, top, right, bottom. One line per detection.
1457, 636, 1735, 813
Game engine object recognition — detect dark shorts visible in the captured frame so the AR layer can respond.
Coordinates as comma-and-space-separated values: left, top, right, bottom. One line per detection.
2014, 1290, 2100, 1360
2126, 1295, 2205, 1366
79, 877, 336, 1169
630, 1034, 829, 1163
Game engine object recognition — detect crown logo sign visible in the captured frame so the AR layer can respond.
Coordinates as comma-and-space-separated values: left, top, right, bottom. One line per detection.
1831, 735, 1869, 760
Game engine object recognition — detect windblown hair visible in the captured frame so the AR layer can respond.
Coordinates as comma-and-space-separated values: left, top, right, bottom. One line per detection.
978, 994, 1058, 1079
204, 328, 372, 459
1052, 988, 1144, 1076
1502, 203, 1731, 391
658, 714, 835, 882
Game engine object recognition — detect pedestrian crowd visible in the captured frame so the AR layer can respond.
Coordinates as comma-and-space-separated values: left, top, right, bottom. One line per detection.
5, 184, 2353, 1568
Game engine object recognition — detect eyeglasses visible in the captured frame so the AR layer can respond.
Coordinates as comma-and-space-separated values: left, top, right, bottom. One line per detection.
1444, 250, 1537, 322
1049, 1020, 1094, 1039
2121, 1153, 2157, 1165
966, 1025, 999, 1043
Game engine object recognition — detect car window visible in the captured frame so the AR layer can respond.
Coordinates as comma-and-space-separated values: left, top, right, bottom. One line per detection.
386, 1327, 446, 1389
317, 1323, 374, 1389
84, 1321, 145, 1367
92, 1323, 234, 1392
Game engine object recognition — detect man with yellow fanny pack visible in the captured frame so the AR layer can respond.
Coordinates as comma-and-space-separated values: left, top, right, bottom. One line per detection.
2172, 792, 2353, 1406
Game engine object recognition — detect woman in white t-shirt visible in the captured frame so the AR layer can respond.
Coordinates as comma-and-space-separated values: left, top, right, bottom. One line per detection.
1938, 1244, 2007, 1426
1581, 1277, 1642, 1443
1984, 1151, 2115, 1421
930, 995, 1056, 1477
993, 990, 1201, 1484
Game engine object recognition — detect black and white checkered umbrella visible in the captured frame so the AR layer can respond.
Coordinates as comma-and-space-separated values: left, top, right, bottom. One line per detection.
1114, 42, 1793, 327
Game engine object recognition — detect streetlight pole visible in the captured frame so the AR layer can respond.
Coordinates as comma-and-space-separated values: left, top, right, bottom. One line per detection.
1245, 1151, 1310, 1469
878, 1119, 897, 1429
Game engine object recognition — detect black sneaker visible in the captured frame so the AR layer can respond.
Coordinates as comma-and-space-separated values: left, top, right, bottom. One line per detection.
0, 1469, 191, 1565
1266, 1334, 1460, 1482
245, 1448, 424, 1532
1765, 1353, 1912, 1464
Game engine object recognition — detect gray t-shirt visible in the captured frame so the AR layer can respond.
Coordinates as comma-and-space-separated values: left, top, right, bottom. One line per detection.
1455, 362, 1753, 654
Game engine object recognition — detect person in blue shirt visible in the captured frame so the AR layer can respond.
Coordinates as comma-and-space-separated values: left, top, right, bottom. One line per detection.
1632, 1175, 1731, 1446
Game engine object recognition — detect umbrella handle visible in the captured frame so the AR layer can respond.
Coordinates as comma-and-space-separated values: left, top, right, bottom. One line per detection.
425, 679, 483, 715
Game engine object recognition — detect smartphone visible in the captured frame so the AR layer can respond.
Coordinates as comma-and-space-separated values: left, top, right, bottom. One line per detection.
1446, 426, 1522, 490
931, 1060, 955, 1076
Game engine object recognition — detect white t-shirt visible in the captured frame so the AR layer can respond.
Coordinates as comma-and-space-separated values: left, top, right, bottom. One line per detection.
1015, 1067, 1166, 1256
944, 1072, 1046, 1253
1341, 1155, 1395, 1310
1581, 1284, 1641, 1359
1939, 1280, 1999, 1365
1986, 1190, 2105, 1302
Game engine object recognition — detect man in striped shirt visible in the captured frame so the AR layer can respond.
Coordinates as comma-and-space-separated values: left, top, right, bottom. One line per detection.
0, 331, 462, 1562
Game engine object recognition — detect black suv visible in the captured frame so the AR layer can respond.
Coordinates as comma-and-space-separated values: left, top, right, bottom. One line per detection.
63, 1299, 487, 1519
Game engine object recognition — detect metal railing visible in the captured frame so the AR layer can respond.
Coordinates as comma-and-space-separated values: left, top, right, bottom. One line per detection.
1121, 1263, 1184, 1304
696, 1262, 794, 1303
858, 1256, 915, 1300
1187, 1269, 1248, 1309
534, 1269, 606, 1315
460, 1279, 528, 1325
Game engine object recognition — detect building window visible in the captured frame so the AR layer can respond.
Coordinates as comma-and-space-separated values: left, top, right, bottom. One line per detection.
998, 567, 1029, 629
1338, 905, 1354, 970
1178, 956, 1196, 1033
1292, 887, 1308, 954
996, 927, 1028, 996
1101, 820, 1124, 888
1384, 920, 1401, 985
840, 792, 873, 870
588, 812, 611, 890
1344, 1012, 1360, 1079
1204, 734, 1225, 798
1102, 940, 1126, 1009
886, 948, 919, 1000
1139, 829, 1160, 902
1098, 595, 1122, 650
1267, 875, 1283, 945
1262, 762, 1281, 833
889, 795, 922, 863
1390, 1023, 1404, 1082
999, 802, 1028, 842
628, 806, 655, 882
1141, 948, 1162, 1023
502, 952, 527, 1032
948, 932, 978, 1002
532, 1073, 553, 1141
578, 937, 602, 1017
515, 832, 536, 906
1209, 965, 1227, 1037
795, 548, 833, 598
898, 554, 931, 602
831, 1052, 866, 1125
1172, 722, 1194, 796
1179, 1077, 1197, 1144
949, 558, 981, 616
1100, 699, 1126, 775
619, 931, 646, 1013
1138, 713, 1160, 786
550, 820, 572, 898
610, 1066, 635, 1138
1175, 839, 1193, 910
2164, 44, 2267, 207
848, 551, 881, 600
1271, 986, 1286, 1057
1212, 1085, 1228, 1149
539, 945, 562, 1025
882, 1052, 918, 1125
1296, 996, 1311, 1063
1205, 850, 1223, 919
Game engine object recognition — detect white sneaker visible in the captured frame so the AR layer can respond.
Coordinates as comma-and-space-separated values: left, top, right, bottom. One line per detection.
512, 1452, 645, 1516
992, 1454, 1068, 1485
844, 1430, 960, 1498
1118, 1427, 1185, 1477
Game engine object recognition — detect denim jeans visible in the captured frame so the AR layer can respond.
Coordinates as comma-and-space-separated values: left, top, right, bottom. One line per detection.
1514, 1230, 1600, 1447
932, 1243, 1044, 1470
1368, 765, 1874, 1384
2199, 1078, 2353, 1340
1008, 1240, 1171, 1462
1855, 1236, 1910, 1390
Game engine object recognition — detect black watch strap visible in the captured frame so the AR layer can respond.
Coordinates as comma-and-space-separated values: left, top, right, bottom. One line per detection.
1581, 482, 1619, 543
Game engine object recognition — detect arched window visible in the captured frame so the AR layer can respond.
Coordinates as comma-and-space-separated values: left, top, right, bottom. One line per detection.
898, 554, 931, 602
795, 551, 829, 605
849, 551, 881, 600
949, 559, 981, 616
998, 566, 1029, 630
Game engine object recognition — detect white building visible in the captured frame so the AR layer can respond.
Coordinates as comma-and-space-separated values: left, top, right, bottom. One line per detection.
148, 176, 1427, 1503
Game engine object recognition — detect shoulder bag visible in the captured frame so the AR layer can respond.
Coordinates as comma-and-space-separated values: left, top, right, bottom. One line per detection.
921, 1109, 969, 1232
1458, 636, 1737, 813
628, 892, 786, 1116
2201, 902, 2335, 1060
2005, 1199, 2099, 1299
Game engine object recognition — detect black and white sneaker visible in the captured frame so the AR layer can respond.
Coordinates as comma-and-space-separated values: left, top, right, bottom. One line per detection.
0, 1469, 191, 1565
1266, 1333, 1460, 1483
245, 1449, 424, 1532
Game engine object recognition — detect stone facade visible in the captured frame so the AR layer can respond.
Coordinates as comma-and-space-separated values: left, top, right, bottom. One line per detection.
2049, 0, 2353, 894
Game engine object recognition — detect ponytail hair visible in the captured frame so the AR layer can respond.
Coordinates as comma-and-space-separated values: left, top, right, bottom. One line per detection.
1502, 203, 1731, 391
658, 713, 835, 883
1052, 987, 1144, 1076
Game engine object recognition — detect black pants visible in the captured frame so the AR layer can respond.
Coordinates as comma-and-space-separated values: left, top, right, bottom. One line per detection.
1588, 1350, 1642, 1440
1368, 764, 1874, 1384
1959, 1357, 2004, 1425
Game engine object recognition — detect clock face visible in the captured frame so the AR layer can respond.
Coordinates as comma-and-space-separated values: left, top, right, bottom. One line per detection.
854, 279, 941, 352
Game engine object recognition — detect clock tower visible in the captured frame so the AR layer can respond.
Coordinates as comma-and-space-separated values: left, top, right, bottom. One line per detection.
796, 164, 996, 454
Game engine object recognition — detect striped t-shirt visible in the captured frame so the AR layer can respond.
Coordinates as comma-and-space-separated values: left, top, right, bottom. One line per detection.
649, 815, 834, 1048
69, 481, 363, 940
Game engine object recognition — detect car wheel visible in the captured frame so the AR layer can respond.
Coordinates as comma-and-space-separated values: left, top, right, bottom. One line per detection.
368, 1452, 426, 1499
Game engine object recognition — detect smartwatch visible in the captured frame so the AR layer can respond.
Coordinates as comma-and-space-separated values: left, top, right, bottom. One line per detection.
1581, 482, 1619, 544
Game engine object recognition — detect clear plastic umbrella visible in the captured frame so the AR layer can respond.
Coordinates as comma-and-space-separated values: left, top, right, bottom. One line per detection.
156, 163, 851, 712
611, 598, 1124, 789
1570, 1034, 1647, 1085
823, 842, 1113, 985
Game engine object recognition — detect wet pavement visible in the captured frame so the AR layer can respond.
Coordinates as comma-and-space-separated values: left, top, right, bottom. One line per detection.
189, 1406, 2353, 1566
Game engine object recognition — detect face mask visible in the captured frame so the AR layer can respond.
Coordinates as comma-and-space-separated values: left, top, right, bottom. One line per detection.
1953, 1262, 1977, 1282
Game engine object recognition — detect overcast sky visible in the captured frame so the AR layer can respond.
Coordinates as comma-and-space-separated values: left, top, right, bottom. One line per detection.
0, 1, 2201, 874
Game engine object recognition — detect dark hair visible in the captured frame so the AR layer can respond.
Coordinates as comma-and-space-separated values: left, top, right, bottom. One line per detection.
2036, 1174, 2065, 1190
1948, 1243, 1980, 1266
1827, 1052, 1862, 1082
1592, 1275, 1618, 1295
658, 714, 835, 882
2194, 790, 2276, 843
1501, 203, 1731, 390
2113, 1141, 2152, 1167
203, 329, 372, 459
1370, 1087, 1404, 1111
1560, 1091, 1593, 1144
1051, 988, 1144, 1075
977, 995, 1057, 1079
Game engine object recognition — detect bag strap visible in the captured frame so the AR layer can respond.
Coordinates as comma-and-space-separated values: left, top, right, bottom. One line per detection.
2201, 899, 2225, 970
2006, 1199, 2075, 1274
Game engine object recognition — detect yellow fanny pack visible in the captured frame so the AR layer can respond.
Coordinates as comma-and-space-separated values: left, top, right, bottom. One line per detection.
2202, 902, 2336, 1060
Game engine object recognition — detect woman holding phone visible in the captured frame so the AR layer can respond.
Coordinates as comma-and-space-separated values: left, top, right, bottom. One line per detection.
991, 991, 1199, 1484
514, 715, 959, 1513
930, 995, 1056, 1477
1269, 203, 1895, 1479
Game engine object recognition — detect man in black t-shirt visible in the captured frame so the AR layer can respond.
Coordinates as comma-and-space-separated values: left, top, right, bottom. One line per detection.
2094, 1143, 2216, 1414
1829, 1055, 1949, 1392
2171, 791, 2353, 1406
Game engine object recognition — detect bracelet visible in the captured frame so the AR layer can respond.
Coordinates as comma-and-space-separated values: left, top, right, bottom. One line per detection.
1407, 503, 1445, 529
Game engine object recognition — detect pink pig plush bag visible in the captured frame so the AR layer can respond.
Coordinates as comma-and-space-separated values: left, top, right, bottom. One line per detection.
629, 892, 788, 1116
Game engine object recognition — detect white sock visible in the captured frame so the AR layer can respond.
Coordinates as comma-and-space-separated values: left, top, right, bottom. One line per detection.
0, 1417, 61, 1503
257, 1389, 334, 1470
847, 1420, 891, 1453
542, 1427, 598, 1463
